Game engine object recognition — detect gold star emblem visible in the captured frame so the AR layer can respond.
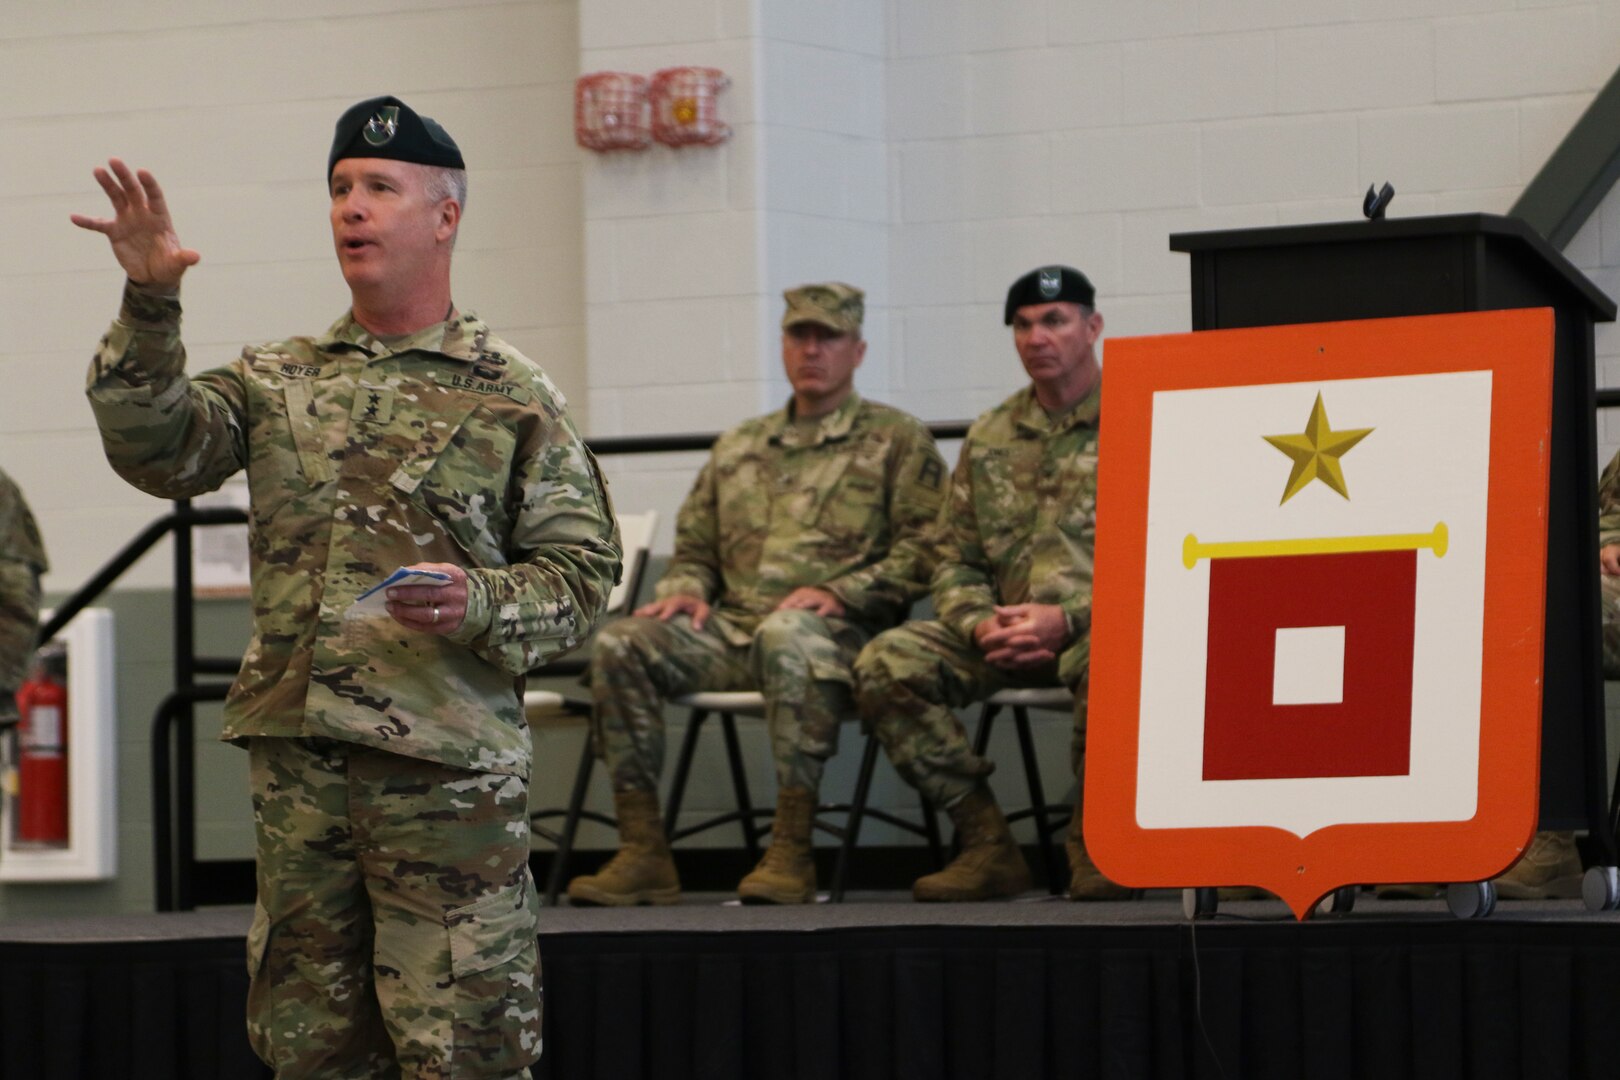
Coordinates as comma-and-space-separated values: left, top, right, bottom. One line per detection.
1263, 392, 1373, 505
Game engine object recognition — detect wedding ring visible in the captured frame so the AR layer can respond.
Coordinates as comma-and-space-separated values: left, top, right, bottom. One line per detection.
433, 605, 441, 622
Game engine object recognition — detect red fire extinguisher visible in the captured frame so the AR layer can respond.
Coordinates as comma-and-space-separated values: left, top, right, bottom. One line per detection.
15, 645, 68, 847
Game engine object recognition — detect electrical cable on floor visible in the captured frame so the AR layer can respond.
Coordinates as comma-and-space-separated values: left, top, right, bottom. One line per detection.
1185, 918, 1231, 1080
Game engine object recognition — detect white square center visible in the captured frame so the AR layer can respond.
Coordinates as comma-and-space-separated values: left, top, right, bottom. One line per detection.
1272, 625, 1345, 705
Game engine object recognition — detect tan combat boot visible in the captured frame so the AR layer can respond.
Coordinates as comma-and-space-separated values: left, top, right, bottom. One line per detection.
1493, 831, 1583, 900
1065, 804, 1132, 900
566, 790, 681, 906
737, 786, 818, 904
912, 788, 1032, 902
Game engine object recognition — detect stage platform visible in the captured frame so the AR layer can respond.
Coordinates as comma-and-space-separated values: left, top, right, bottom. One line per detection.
3, 893, 1618, 1079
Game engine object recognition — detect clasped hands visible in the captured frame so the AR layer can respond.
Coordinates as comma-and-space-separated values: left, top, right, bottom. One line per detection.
973, 603, 1070, 671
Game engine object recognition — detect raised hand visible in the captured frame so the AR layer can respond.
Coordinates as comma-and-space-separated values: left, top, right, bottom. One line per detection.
70, 159, 200, 288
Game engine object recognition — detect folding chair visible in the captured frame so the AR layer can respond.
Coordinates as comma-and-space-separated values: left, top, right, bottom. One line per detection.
970, 686, 1076, 894
527, 510, 657, 904
664, 693, 945, 902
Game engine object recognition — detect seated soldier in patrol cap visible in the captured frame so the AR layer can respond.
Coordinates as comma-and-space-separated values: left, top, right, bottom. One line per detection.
75, 95, 620, 1078
855, 265, 1130, 902
567, 283, 948, 906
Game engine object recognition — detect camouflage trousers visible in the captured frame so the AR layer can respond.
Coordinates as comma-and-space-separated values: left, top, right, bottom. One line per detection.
1604, 574, 1620, 681
853, 619, 1087, 809
246, 737, 541, 1080
591, 609, 872, 794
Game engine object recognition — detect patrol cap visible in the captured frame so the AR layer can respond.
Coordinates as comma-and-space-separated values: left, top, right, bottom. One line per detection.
782, 282, 865, 335
1004, 265, 1095, 324
328, 95, 465, 180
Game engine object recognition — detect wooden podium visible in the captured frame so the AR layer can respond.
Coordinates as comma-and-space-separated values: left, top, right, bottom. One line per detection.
1170, 213, 1617, 846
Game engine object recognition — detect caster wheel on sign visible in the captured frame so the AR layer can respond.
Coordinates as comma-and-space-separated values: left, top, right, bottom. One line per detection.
1315, 885, 1358, 916
1582, 866, 1620, 912
1446, 881, 1496, 919
1182, 886, 1218, 920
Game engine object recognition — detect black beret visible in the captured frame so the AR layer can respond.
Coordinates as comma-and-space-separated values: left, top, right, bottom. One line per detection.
328, 95, 464, 180
1003, 265, 1095, 324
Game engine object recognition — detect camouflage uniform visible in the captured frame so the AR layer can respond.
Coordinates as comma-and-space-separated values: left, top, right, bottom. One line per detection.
1600, 449, 1620, 679
856, 381, 1099, 808
87, 282, 619, 1078
248, 738, 540, 1077
0, 467, 47, 723
594, 392, 946, 793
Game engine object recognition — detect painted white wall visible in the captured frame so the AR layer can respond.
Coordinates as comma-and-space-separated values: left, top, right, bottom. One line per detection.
9, 0, 1618, 589
884, 0, 1620, 428
579, 0, 893, 558
587, 1, 1620, 551
0, 0, 585, 593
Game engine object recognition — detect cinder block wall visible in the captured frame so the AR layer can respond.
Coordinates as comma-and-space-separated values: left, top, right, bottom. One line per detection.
882, 0, 1620, 422
0, 1, 587, 914
0, 0, 587, 594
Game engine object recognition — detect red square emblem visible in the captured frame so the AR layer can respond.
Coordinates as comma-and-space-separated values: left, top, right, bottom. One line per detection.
1202, 549, 1417, 781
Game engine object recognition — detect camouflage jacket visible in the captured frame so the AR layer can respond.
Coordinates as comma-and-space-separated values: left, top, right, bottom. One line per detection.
932, 381, 1099, 684
0, 466, 47, 718
86, 283, 620, 777
655, 393, 947, 645
1600, 449, 1620, 549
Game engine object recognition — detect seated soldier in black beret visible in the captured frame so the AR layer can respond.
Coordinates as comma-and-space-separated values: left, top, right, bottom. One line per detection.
855, 266, 1130, 902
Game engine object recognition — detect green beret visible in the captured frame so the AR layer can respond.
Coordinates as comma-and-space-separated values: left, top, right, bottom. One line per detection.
782, 282, 864, 334
1004, 265, 1095, 324
328, 95, 465, 180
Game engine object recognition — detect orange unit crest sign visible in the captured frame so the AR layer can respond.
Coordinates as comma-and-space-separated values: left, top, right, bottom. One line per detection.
1086, 308, 1554, 919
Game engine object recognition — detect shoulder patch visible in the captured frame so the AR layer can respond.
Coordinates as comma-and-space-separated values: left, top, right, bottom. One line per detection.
917, 455, 945, 492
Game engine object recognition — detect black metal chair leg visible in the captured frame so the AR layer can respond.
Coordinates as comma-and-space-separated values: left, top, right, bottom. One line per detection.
719, 711, 761, 860
972, 701, 999, 756
1014, 706, 1063, 893
544, 734, 600, 906
921, 795, 944, 868
665, 708, 709, 841
955, 702, 1003, 858
832, 734, 883, 902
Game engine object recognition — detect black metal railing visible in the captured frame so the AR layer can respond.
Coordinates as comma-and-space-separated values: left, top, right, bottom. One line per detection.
40, 422, 973, 911
39, 395, 1620, 910
38, 503, 248, 911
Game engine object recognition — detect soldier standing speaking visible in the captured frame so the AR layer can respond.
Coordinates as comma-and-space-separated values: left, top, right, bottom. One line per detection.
74, 96, 620, 1078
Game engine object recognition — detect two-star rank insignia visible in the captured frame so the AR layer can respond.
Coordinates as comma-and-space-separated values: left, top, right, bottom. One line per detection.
351, 384, 395, 424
